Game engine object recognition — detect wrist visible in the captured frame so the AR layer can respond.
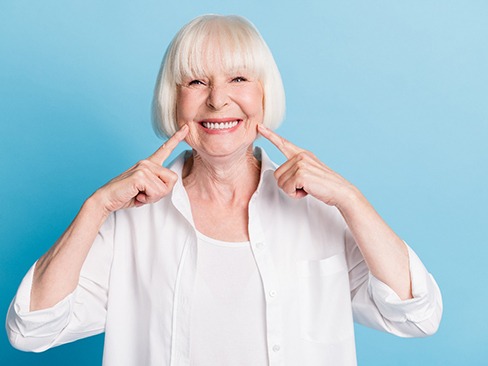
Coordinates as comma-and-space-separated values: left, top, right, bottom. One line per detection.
84, 191, 112, 222
335, 185, 366, 215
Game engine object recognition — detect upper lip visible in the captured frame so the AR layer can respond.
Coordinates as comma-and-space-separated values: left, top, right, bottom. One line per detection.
198, 118, 242, 123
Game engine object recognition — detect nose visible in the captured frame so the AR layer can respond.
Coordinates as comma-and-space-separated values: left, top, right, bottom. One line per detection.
206, 84, 229, 110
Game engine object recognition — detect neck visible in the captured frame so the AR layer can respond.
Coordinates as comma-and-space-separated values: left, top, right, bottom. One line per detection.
182, 145, 261, 205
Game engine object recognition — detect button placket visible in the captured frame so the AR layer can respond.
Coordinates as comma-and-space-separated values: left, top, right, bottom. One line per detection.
248, 189, 284, 365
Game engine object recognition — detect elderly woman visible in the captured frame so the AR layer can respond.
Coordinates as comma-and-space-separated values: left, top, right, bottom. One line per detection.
7, 14, 442, 366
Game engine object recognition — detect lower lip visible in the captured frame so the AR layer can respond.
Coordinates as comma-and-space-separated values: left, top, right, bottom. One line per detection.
199, 121, 242, 135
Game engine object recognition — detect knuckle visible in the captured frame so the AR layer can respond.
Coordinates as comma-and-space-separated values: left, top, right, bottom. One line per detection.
296, 160, 307, 169
297, 151, 311, 160
159, 170, 178, 185
136, 159, 151, 168
168, 171, 178, 183
132, 171, 149, 184
296, 170, 307, 181
133, 169, 146, 179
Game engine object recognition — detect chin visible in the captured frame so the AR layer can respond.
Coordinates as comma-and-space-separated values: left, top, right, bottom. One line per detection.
192, 140, 255, 159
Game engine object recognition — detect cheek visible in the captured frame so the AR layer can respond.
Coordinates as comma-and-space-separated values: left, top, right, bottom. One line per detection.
175, 101, 188, 125
248, 102, 264, 122
245, 87, 264, 119
176, 90, 198, 124
240, 97, 263, 120
184, 125, 199, 146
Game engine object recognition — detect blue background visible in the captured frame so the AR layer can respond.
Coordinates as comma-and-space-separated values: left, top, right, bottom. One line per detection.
1, 1, 487, 365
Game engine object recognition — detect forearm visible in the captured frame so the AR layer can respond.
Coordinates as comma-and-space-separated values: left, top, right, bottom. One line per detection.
258, 126, 414, 300
28, 128, 187, 312
338, 188, 413, 300
30, 193, 110, 311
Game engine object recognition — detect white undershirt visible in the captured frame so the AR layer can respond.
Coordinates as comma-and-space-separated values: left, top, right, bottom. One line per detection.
189, 231, 269, 366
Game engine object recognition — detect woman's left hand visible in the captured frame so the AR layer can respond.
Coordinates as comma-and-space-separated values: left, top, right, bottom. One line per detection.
258, 124, 414, 300
258, 124, 358, 208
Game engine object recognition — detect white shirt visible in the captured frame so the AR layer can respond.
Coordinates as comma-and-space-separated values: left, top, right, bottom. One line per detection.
6, 148, 443, 366
190, 232, 268, 365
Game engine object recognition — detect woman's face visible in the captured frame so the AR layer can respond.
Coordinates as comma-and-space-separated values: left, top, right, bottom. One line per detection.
176, 64, 264, 159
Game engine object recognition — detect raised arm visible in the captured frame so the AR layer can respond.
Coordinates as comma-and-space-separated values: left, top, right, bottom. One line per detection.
30, 126, 188, 311
257, 124, 412, 300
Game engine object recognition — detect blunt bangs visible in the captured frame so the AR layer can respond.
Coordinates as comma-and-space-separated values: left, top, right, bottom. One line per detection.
170, 17, 266, 84
153, 15, 286, 138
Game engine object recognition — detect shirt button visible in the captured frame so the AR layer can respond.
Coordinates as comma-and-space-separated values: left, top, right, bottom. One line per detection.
255, 242, 264, 249
272, 344, 281, 352
269, 290, 277, 297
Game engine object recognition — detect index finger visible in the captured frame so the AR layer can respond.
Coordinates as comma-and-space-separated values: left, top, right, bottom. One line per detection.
148, 125, 189, 165
257, 124, 303, 159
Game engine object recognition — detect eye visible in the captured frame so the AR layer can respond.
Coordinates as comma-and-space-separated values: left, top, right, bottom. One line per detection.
231, 76, 248, 83
188, 79, 205, 86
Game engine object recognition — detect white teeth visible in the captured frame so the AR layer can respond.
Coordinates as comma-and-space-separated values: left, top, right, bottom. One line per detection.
202, 121, 239, 130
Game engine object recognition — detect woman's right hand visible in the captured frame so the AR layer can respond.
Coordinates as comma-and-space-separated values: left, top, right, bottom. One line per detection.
29, 126, 188, 312
92, 125, 189, 215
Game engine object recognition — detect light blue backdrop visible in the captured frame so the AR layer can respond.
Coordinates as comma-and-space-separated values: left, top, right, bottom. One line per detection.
1, 1, 486, 365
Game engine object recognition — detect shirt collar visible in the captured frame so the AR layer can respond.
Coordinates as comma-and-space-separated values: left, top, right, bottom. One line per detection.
167, 146, 277, 225
253, 146, 278, 176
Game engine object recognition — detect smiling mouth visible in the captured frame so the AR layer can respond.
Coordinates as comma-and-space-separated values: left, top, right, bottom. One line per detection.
200, 120, 241, 130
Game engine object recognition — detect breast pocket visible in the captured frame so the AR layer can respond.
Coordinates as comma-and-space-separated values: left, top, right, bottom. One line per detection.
296, 253, 354, 344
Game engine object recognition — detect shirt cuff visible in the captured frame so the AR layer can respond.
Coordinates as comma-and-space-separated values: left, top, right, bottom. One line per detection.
368, 245, 440, 323
6, 262, 76, 338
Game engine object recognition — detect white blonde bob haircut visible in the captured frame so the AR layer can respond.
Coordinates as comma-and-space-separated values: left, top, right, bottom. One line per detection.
152, 14, 286, 138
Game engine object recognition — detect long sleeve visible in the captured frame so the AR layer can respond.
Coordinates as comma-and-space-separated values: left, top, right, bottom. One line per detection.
6, 213, 115, 352
346, 229, 443, 337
